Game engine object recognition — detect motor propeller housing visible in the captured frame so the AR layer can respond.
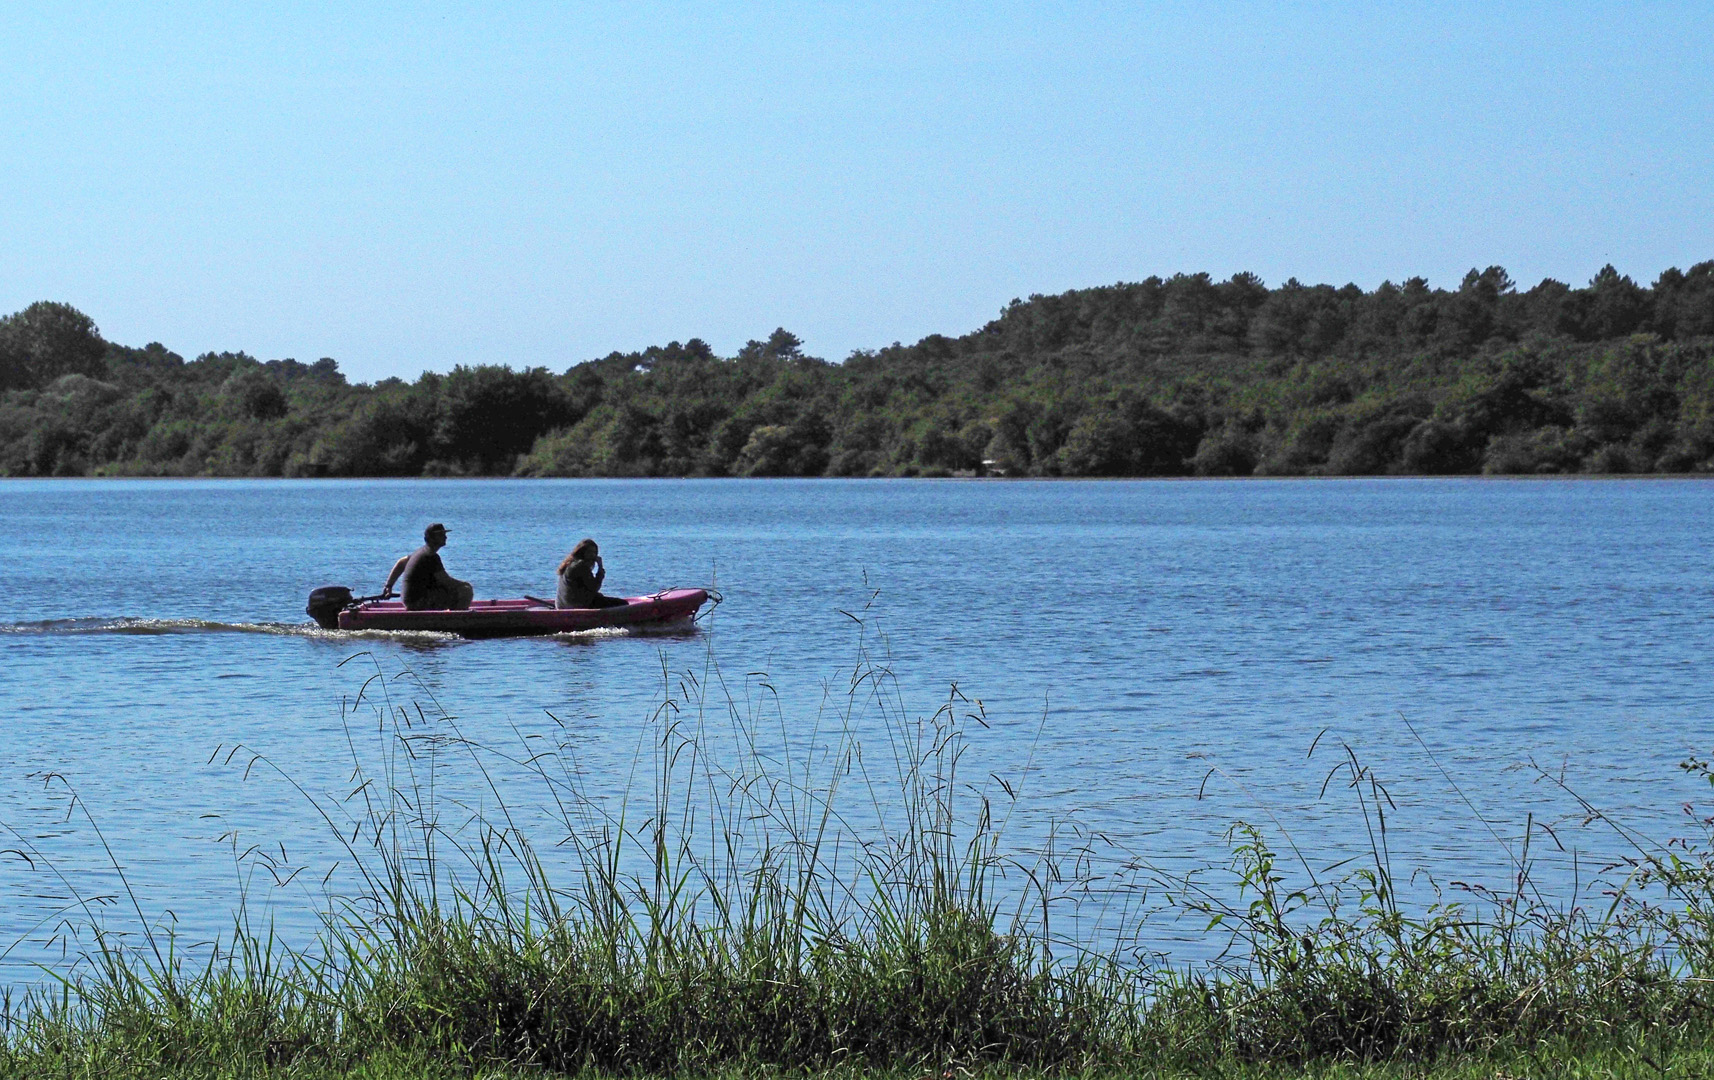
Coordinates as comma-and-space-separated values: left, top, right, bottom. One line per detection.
305, 585, 354, 629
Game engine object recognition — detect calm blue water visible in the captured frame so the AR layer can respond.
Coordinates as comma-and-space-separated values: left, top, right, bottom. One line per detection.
1, 478, 1711, 980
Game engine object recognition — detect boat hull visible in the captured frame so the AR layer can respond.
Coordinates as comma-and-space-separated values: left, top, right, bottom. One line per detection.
336, 588, 708, 638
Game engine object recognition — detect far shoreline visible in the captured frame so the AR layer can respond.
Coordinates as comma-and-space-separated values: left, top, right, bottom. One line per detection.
6, 472, 1714, 484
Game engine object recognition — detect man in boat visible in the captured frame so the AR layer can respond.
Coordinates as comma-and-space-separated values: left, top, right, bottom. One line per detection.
382, 523, 474, 610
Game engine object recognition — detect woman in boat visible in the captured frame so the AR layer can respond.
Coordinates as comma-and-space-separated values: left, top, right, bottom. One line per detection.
557, 538, 628, 609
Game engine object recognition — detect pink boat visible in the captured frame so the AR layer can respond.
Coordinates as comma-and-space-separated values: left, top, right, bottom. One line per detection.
308, 587, 709, 638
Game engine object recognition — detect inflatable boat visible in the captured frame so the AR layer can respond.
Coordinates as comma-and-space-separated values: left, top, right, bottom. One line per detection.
306, 586, 709, 638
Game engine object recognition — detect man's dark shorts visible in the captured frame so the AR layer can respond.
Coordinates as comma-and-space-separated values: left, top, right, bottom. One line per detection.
405, 580, 474, 611
401, 545, 473, 610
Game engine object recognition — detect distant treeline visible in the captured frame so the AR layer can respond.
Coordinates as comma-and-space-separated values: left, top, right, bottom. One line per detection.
4, 262, 1714, 479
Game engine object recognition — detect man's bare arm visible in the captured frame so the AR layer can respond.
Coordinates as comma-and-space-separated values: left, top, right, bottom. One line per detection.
382, 556, 408, 597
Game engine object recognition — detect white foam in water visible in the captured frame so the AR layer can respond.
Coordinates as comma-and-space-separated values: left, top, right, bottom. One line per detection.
0, 616, 462, 641
547, 619, 698, 639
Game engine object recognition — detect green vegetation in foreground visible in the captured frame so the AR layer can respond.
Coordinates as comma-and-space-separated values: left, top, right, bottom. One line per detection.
11, 1039, 1714, 1080
5, 633, 1714, 1077
4, 261, 1714, 478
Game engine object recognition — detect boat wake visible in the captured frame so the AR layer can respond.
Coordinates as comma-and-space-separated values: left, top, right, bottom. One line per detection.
0, 616, 458, 641
550, 617, 701, 640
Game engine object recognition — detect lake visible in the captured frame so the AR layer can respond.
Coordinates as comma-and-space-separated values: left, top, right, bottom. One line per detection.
1, 477, 1711, 981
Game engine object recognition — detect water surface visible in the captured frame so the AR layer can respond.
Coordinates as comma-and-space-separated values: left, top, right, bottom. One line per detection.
1, 478, 1711, 978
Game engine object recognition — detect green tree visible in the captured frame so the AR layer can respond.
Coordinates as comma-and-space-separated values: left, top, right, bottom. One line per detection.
434, 365, 578, 473
223, 368, 289, 420
0, 302, 107, 391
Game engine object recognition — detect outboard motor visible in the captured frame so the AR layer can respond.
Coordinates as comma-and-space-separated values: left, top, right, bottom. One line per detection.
306, 585, 354, 629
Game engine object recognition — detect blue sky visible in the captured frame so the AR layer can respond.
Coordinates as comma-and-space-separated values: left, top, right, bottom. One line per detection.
2, 2, 1710, 382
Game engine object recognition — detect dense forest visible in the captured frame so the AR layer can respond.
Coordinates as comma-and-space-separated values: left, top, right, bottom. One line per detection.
4, 261, 1714, 479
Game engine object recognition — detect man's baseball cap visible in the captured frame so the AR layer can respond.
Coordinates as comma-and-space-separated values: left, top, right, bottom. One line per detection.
424, 523, 449, 540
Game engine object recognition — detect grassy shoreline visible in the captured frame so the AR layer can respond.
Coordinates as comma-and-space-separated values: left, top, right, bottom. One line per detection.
4, 632, 1713, 1078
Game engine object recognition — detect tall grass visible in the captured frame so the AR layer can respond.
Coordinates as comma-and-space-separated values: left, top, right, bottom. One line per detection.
4, 619, 1714, 1076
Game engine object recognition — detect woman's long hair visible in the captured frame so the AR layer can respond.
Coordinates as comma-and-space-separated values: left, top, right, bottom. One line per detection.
558, 538, 598, 576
